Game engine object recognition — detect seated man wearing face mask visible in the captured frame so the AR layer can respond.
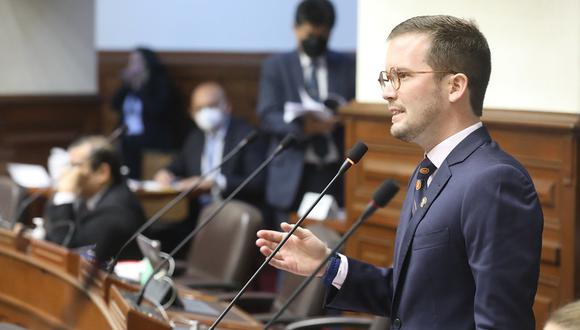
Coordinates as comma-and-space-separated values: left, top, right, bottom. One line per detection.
153, 82, 266, 254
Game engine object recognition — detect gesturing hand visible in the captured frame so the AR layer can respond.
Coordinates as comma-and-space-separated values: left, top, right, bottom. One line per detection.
256, 222, 331, 277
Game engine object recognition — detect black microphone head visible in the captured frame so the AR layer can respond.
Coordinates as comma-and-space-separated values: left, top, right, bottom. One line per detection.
323, 98, 340, 113
346, 141, 368, 164
373, 179, 400, 207
279, 134, 297, 150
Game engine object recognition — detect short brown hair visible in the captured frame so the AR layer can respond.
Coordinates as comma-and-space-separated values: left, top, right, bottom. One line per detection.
388, 15, 491, 116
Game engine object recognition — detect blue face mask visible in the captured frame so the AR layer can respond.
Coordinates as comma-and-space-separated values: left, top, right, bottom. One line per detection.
194, 107, 227, 132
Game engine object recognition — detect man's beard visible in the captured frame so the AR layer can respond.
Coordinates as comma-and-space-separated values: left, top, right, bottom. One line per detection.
389, 95, 441, 144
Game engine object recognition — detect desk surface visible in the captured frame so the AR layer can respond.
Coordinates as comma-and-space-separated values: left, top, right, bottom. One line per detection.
0, 229, 262, 330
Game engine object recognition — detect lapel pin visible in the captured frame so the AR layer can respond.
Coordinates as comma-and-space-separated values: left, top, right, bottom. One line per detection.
420, 196, 428, 208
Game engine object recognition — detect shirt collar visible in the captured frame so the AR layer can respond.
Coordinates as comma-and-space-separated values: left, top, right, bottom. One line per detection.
86, 185, 109, 211
426, 122, 483, 168
299, 51, 326, 69
204, 116, 230, 140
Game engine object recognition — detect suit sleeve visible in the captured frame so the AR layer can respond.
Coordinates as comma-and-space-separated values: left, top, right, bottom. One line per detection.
256, 57, 306, 140
461, 164, 543, 329
87, 205, 143, 258
324, 258, 394, 316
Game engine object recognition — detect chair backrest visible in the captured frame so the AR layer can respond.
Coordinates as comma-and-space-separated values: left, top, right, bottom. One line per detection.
0, 177, 24, 229
273, 224, 342, 317
186, 200, 263, 287
369, 317, 391, 330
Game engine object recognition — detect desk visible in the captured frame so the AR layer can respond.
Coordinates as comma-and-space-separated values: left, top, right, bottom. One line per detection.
0, 228, 262, 330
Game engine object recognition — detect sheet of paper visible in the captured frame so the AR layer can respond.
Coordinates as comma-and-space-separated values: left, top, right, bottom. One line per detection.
7, 163, 51, 188
283, 88, 334, 123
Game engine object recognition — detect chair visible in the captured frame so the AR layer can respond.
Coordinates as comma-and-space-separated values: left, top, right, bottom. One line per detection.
228, 224, 342, 325
174, 200, 263, 291
0, 176, 24, 229
284, 316, 390, 330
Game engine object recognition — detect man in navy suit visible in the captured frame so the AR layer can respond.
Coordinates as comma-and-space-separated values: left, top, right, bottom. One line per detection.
257, 0, 355, 222
256, 15, 543, 329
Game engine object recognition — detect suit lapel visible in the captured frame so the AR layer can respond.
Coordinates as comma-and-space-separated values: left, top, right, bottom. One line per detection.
326, 52, 337, 95
192, 130, 204, 175
221, 119, 236, 174
289, 51, 304, 101
393, 165, 451, 287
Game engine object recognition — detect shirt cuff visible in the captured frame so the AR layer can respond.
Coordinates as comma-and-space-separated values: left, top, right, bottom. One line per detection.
322, 253, 348, 290
53, 192, 77, 205
331, 253, 348, 289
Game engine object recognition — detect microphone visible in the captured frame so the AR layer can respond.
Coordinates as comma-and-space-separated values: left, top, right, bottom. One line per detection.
323, 93, 346, 114
264, 179, 400, 329
106, 129, 259, 273
107, 124, 127, 143
208, 141, 368, 330
134, 133, 297, 306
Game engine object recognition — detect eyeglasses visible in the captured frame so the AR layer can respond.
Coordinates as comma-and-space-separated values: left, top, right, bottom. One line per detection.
378, 67, 456, 91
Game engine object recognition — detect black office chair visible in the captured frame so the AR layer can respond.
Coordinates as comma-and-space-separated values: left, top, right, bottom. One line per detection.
174, 200, 263, 291
0, 177, 25, 229
285, 316, 390, 330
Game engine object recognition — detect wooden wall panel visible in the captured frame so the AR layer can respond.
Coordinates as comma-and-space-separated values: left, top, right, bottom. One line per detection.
0, 95, 100, 170
98, 51, 270, 134
340, 102, 580, 329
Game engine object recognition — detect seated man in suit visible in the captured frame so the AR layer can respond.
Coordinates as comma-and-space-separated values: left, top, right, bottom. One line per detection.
45, 135, 145, 260
153, 82, 266, 253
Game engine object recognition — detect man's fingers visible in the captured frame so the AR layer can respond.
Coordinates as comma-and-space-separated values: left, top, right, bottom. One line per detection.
256, 238, 280, 251
281, 222, 310, 239
257, 229, 286, 243
259, 246, 286, 262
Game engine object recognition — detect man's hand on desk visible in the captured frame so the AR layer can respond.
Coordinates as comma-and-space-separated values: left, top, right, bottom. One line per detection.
174, 176, 214, 194
153, 169, 175, 187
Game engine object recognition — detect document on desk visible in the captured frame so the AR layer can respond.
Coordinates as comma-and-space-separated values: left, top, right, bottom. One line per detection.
7, 163, 52, 188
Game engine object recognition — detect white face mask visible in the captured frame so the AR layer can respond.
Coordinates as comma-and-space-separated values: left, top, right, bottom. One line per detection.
194, 107, 227, 132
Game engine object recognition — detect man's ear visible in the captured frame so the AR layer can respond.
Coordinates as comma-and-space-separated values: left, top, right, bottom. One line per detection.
96, 163, 111, 183
448, 73, 469, 104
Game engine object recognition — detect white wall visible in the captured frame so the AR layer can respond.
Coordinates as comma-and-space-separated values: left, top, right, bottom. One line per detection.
0, 0, 95, 95
96, 0, 357, 52
357, 0, 580, 113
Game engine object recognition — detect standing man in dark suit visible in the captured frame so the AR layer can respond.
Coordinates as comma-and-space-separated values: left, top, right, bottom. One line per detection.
257, 0, 355, 222
154, 82, 266, 254
45, 136, 145, 260
257, 15, 543, 329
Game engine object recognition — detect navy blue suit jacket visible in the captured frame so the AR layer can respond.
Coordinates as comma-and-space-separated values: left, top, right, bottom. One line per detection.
257, 50, 355, 209
326, 127, 543, 329
166, 117, 266, 205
